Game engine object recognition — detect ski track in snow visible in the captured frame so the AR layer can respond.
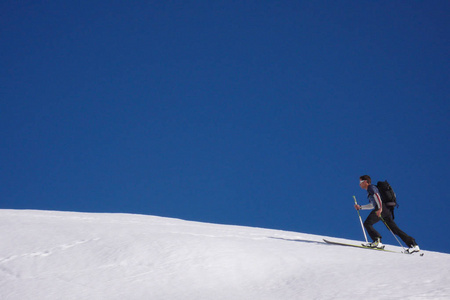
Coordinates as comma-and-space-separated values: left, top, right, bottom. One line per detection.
0, 238, 100, 264
0, 238, 101, 280
1, 209, 450, 300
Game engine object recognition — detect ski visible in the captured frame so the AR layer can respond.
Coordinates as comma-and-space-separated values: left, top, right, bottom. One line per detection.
323, 239, 398, 253
324, 239, 424, 256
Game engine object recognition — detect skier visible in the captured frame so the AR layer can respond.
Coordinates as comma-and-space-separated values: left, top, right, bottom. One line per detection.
354, 175, 420, 253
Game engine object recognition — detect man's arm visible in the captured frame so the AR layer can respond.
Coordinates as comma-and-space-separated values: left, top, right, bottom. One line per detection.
373, 192, 383, 216
354, 191, 383, 214
358, 203, 374, 210
373, 192, 382, 209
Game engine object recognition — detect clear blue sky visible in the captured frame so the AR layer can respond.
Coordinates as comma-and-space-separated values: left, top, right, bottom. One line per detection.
2, 1, 449, 253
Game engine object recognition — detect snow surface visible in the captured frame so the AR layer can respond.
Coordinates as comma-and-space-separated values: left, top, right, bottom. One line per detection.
1, 210, 449, 300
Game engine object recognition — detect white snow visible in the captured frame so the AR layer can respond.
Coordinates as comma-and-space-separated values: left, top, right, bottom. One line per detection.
1, 209, 449, 300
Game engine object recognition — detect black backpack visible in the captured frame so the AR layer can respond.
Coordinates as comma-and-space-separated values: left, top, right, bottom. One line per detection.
376, 180, 399, 218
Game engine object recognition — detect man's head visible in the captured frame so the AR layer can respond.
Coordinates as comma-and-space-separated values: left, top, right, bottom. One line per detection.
359, 175, 371, 190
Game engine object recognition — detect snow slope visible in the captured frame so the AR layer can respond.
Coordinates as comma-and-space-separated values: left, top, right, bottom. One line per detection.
1, 210, 449, 300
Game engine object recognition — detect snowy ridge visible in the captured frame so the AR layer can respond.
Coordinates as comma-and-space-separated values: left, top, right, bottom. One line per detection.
1, 209, 449, 300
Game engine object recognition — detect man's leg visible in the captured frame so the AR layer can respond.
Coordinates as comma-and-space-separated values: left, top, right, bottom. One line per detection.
382, 213, 416, 247
364, 210, 382, 241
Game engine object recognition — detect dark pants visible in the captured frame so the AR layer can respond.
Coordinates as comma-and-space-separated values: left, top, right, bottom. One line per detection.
363, 205, 416, 247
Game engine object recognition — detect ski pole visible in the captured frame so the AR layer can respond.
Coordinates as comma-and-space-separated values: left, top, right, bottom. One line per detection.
353, 196, 368, 243
380, 216, 406, 252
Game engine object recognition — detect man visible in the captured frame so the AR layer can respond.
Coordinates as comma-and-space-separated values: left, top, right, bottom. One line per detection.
355, 175, 420, 253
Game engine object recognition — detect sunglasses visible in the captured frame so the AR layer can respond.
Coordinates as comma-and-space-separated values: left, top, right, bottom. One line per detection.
359, 180, 366, 184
